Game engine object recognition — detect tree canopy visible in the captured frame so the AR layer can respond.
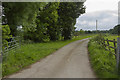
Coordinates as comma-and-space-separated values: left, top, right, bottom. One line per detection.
109, 24, 120, 35
2, 2, 86, 42
58, 2, 85, 40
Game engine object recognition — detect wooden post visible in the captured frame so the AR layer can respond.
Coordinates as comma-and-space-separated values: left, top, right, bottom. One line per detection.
103, 38, 106, 47
117, 37, 120, 71
113, 39, 117, 54
107, 39, 110, 51
96, 20, 98, 34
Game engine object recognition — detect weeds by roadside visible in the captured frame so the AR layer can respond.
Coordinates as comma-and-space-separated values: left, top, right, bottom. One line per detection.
88, 35, 118, 78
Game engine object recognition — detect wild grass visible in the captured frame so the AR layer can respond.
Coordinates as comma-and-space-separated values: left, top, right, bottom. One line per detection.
2, 34, 93, 77
88, 35, 118, 78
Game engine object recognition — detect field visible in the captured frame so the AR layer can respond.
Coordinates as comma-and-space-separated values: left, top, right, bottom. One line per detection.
104, 34, 119, 54
88, 34, 119, 78
2, 34, 93, 77
105, 34, 118, 40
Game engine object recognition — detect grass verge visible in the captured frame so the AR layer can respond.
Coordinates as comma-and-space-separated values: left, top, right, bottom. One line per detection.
2, 34, 93, 77
88, 36, 118, 78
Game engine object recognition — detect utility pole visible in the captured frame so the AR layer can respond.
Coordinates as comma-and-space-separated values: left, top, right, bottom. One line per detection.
96, 20, 98, 33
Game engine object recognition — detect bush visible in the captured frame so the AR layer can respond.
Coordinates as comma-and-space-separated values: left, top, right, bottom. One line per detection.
2, 25, 12, 51
88, 37, 118, 78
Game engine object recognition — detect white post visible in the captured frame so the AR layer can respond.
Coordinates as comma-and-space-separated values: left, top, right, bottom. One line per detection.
117, 37, 120, 70
96, 20, 98, 33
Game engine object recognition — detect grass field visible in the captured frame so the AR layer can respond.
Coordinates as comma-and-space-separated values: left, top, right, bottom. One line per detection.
104, 34, 118, 40
88, 34, 119, 78
2, 34, 93, 77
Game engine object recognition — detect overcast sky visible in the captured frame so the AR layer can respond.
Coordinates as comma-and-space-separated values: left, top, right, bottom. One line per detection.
75, 0, 119, 31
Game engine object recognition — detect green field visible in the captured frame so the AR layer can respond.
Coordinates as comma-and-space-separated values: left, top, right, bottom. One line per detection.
88, 34, 119, 78
2, 35, 93, 77
104, 34, 119, 54
104, 34, 119, 40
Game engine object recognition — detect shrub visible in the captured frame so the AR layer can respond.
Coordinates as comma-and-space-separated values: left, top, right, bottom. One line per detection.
88, 37, 118, 78
2, 25, 12, 51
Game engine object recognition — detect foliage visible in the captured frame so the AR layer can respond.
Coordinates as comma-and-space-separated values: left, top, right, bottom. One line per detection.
3, 2, 86, 42
24, 2, 60, 42
58, 2, 85, 40
109, 25, 120, 35
92, 34, 105, 44
2, 25, 11, 51
36, 2, 60, 41
79, 30, 110, 34
74, 29, 85, 36
2, 2, 47, 36
79, 29, 85, 34
88, 36, 118, 78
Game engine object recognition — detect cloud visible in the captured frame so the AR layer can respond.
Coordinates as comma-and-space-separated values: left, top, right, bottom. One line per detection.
118, 1, 120, 24
75, 10, 118, 31
85, 0, 119, 13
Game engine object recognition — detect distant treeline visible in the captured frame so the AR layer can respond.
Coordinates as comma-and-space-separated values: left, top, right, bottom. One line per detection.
74, 24, 120, 36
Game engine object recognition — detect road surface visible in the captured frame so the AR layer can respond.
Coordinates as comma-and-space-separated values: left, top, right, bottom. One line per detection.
7, 38, 96, 78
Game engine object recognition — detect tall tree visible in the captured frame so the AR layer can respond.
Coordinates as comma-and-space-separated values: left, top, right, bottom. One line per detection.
58, 2, 85, 40
35, 2, 60, 41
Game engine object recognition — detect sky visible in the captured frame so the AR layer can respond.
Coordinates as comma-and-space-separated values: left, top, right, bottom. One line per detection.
75, 0, 119, 31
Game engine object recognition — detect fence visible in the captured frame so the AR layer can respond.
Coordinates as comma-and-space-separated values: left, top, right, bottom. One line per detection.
100, 37, 120, 71
2, 37, 20, 55
101, 38, 117, 56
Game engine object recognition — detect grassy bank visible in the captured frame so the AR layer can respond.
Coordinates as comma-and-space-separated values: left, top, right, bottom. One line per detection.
2, 35, 93, 77
88, 35, 118, 78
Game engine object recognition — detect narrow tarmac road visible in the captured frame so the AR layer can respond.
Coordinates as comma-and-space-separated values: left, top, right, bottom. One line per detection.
7, 38, 96, 78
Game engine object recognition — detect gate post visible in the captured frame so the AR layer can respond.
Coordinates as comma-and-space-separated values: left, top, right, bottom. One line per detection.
117, 37, 120, 73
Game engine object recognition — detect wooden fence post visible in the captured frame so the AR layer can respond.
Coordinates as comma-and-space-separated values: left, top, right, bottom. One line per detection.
103, 39, 106, 47
113, 39, 117, 54
107, 39, 110, 51
117, 37, 120, 71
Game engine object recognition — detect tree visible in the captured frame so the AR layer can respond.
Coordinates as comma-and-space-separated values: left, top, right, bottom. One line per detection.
35, 2, 60, 41
58, 2, 85, 40
79, 29, 85, 34
109, 24, 120, 35
2, 2, 47, 36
